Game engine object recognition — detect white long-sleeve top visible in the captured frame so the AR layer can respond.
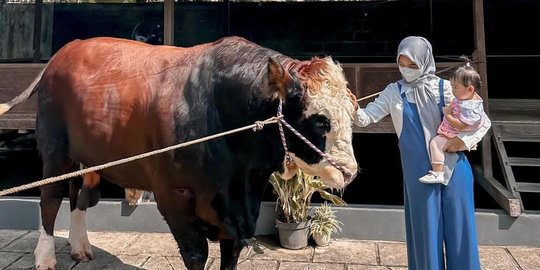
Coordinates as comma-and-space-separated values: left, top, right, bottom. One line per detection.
354, 79, 491, 150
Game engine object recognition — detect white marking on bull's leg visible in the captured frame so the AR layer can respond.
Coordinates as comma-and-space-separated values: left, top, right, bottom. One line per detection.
68, 209, 94, 262
125, 188, 143, 206
34, 230, 57, 270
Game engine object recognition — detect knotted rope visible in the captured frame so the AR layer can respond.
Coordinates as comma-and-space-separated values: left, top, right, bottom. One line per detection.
1, 89, 391, 197
0, 117, 280, 196
277, 100, 352, 179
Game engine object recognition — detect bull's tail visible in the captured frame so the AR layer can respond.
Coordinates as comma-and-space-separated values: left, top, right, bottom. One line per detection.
0, 66, 47, 115
0, 104, 10, 115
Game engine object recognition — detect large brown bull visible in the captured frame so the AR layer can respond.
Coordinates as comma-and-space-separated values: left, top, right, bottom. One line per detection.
0, 36, 358, 270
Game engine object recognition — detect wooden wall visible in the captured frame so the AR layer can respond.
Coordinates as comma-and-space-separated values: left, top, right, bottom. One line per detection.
0, 64, 43, 130
0, 62, 460, 131
0, 4, 53, 61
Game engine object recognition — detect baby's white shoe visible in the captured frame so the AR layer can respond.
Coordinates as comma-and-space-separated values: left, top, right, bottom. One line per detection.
419, 171, 444, 184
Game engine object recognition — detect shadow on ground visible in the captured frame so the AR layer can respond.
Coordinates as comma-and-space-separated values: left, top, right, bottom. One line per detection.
1, 233, 144, 270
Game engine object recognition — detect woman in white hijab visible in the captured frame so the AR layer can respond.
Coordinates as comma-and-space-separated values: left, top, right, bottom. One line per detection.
354, 36, 490, 270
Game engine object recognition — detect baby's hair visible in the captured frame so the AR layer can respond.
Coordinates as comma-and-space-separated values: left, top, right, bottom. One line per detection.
450, 61, 482, 92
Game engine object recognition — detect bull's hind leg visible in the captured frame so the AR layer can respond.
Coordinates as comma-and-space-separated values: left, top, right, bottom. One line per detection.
35, 159, 74, 270
34, 109, 73, 270
220, 239, 247, 270
68, 169, 100, 262
35, 180, 69, 270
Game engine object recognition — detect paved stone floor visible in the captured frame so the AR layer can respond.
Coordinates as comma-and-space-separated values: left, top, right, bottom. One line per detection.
0, 230, 539, 269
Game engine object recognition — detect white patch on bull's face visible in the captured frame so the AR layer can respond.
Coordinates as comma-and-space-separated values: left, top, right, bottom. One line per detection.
68, 209, 94, 262
292, 58, 358, 189
34, 230, 57, 270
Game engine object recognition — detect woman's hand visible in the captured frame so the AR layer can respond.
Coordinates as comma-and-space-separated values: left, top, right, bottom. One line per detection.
348, 91, 359, 111
443, 137, 467, 152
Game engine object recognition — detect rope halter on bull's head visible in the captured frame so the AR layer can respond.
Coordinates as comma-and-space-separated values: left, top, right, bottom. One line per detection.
276, 99, 352, 180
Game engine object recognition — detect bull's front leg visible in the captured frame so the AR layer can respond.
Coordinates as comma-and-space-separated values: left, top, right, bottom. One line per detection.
219, 239, 247, 270
168, 221, 209, 270
155, 187, 209, 270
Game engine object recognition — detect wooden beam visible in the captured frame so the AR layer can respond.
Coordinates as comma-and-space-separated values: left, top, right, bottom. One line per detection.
472, 0, 492, 178
353, 117, 394, 134
225, 0, 231, 36
0, 114, 36, 130
472, 0, 488, 106
480, 135, 492, 177
515, 183, 540, 193
494, 123, 540, 142
490, 99, 540, 111
507, 157, 540, 167
164, 0, 175, 46
33, 0, 43, 62
472, 165, 521, 217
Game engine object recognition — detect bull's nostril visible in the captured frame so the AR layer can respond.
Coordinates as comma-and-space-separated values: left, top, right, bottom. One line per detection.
345, 171, 358, 184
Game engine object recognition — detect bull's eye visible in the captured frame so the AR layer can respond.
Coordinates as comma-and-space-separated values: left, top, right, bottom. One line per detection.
309, 114, 330, 133
315, 121, 329, 129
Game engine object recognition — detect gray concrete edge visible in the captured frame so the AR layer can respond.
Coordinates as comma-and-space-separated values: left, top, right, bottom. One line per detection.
1, 197, 539, 246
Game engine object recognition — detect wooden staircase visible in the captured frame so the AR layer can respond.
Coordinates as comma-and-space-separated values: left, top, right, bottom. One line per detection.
492, 123, 540, 210
488, 99, 540, 216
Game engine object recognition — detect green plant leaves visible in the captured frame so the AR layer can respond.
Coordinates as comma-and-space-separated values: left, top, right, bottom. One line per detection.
269, 169, 347, 224
317, 190, 346, 206
310, 202, 344, 236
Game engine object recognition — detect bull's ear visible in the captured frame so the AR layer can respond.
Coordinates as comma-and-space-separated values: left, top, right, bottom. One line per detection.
268, 57, 293, 100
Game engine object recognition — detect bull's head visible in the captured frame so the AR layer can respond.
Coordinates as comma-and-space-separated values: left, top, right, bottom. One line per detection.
268, 57, 358, 189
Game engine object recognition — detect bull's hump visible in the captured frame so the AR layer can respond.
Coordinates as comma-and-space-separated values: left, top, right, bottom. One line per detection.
53, 37, 211, 80
57, 37, 177, 65
212, 36, 252, 46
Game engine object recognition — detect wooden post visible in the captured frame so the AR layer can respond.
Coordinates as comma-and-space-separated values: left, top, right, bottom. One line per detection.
225, 0, 230, 36
472, 0, 492, 177
32, 0, 43, 62
473, 0, 488, 106
164, 0, 175, 46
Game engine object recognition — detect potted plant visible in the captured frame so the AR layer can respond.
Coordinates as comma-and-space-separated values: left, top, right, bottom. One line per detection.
269, 169, 345, 249
310, 202, 344, 247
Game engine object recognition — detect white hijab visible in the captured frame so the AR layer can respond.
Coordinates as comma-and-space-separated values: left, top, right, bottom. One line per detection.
397, 36, 457, 185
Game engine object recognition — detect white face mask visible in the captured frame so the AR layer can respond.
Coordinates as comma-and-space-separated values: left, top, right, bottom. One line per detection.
399, 66, 423, 82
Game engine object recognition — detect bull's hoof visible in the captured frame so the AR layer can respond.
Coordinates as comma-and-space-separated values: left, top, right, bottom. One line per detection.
68, 208, 94, 263
34, 258, 57, 270
125, 188, 143, 206
71, 248, 94, 262
34, 231, 57, 270
68, 237, 94, 262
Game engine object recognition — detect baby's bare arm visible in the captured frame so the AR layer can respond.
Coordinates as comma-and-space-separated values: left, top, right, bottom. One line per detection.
445, 113, 469, 130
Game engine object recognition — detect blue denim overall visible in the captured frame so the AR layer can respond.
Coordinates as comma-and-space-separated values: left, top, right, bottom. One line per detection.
398, 80, 481, 270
